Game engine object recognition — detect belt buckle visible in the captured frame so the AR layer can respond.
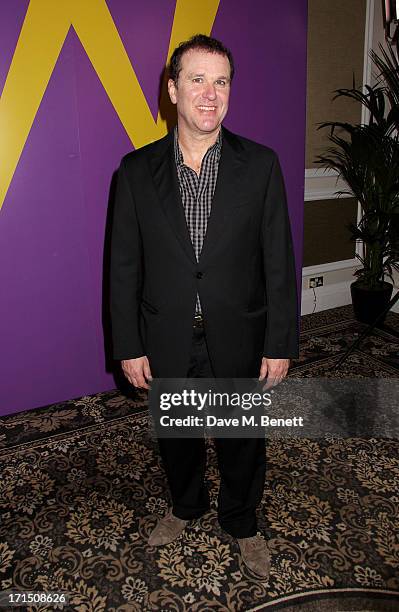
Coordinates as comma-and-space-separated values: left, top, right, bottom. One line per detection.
194, 314, 203, 328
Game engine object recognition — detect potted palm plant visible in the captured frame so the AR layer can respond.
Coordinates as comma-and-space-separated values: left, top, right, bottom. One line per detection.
316, 44, 399, 324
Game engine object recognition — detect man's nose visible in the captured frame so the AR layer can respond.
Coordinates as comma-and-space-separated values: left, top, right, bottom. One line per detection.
202, 82, 216, 100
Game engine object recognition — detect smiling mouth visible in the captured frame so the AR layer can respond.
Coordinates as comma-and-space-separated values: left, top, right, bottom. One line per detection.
197, 106, 217, 111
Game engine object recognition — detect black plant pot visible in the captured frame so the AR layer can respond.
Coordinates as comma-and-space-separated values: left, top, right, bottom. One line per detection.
350, 281, 393, 325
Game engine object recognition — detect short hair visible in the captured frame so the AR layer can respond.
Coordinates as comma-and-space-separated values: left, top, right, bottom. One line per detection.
169, 34, 235, 85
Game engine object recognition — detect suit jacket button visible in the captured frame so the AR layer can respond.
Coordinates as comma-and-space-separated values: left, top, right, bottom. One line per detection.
196, 272, 203, 279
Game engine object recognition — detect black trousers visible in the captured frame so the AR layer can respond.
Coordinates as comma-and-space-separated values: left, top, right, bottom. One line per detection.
157, 326, 266, 538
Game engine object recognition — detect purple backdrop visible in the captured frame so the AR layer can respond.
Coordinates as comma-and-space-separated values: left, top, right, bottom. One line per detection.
0, 0, 307, 415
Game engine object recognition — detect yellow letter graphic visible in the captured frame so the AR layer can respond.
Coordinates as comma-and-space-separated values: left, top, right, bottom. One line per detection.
0, 0, 220, 210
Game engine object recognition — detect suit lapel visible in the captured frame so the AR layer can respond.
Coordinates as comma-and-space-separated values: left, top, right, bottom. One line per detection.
199, 126, 247, 265
149, 132, 196, 265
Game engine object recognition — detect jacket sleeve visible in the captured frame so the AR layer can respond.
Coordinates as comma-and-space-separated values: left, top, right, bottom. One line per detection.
262, 153, 300, 358
110, 158, 144, 360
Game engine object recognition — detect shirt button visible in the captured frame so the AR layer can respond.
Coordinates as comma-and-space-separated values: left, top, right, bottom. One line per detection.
196, 272, 203, 279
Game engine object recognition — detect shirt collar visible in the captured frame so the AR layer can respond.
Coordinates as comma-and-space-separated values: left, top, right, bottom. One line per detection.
173, 125, 222, 168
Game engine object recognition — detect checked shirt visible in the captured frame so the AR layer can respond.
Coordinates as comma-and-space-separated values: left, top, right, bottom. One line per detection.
173, 126, 222, 314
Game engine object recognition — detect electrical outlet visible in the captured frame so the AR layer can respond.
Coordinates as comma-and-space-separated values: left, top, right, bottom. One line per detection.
309, 276, 324, 289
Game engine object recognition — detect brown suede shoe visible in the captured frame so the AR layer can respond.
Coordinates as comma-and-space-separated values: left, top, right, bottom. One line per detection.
148, 509, 188, 546
237, 535, 271, 579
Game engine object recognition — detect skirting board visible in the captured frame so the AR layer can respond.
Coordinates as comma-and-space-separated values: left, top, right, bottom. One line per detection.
301, 281, 399, 315
301, 281, 351, 315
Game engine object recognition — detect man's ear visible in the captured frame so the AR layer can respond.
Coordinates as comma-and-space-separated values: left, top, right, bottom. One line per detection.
167, 78, 177, 105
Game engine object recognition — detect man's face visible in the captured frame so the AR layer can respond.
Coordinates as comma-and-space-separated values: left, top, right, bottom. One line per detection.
168, 48, 231, 136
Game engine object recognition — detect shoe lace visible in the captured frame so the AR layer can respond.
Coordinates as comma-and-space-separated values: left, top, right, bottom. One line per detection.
163, 511, 185, 525
245, 537, 264, 551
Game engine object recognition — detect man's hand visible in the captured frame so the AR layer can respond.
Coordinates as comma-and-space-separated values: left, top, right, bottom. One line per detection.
121, 356, 153, 390
259, 357, 290, 390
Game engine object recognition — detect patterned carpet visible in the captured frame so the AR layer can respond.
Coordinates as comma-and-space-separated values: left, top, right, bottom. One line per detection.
0, 305, 398, 611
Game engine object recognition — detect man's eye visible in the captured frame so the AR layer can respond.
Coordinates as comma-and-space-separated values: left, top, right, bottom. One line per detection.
216, 80, 226, 86
193, 78, 203, 83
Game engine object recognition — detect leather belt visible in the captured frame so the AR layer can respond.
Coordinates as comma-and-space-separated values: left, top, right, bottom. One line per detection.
193, 314, 204, 328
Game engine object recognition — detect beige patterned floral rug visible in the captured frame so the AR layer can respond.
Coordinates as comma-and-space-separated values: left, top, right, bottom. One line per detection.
0, 305, 398, 611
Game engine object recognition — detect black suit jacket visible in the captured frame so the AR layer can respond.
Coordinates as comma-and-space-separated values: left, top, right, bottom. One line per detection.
110, 125, 299, 377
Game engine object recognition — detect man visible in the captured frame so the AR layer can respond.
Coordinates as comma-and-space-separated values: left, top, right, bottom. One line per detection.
110, 34, 299, 579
